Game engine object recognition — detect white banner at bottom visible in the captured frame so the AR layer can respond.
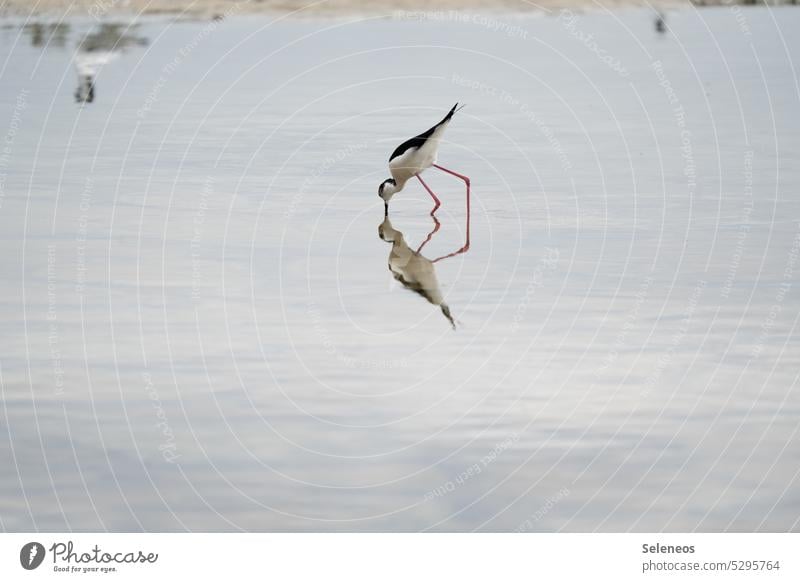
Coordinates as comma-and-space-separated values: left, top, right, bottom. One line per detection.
1, 533, 797, 581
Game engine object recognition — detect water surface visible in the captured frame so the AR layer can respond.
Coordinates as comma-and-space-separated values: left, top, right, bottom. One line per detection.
1, 8, 799, 531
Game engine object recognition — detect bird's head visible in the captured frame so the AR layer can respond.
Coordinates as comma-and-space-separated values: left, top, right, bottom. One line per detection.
378, 178, 399, 211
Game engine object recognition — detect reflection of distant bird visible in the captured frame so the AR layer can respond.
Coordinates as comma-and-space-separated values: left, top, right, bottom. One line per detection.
379, 216, 455, 329
378, 103, 470, 217
74, 78, 94, 104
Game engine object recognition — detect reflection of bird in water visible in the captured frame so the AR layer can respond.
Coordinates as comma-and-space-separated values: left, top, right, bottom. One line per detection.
379, 216, 456, 329
73, 24, 148, 104
655, 13, 667, 34
378, 103, 470, 218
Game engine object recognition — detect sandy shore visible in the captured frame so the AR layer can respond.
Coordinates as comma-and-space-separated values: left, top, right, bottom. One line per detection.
1, 0, 694, 19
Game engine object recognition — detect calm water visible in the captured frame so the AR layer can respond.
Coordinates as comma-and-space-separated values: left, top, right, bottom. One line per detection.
1, 7, 799, 532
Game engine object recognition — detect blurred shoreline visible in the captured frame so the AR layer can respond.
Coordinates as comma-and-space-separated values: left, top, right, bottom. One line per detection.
2, 0, 744, 20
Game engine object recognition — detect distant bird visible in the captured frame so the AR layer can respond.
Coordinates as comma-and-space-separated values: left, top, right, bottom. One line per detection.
379, 216, 455, 329
655, 13, 667, 34
74, 50, 117, 104
73, 24, 147, 104
378, 103, 470, 217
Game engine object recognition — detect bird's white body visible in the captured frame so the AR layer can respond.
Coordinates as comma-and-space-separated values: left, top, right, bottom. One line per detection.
387, 122, 446, 190
75, 50, 118, 77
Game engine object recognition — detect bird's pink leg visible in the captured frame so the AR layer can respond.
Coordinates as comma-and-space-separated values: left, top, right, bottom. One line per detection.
432, 240, 469, 263
416, 174, 441, 215
431, 163, 471, 258
416, 214, 441, 254
433, 163, 470, 186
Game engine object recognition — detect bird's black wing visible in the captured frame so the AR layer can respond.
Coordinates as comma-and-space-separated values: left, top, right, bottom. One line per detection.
389, 103, 460, 162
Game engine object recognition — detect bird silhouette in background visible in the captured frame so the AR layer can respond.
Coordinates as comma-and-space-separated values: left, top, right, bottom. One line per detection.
655, 12, 667, 34
73, 24, 148, 104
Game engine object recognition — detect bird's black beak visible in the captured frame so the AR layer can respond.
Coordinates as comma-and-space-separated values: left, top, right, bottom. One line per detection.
384, 201, 388, 217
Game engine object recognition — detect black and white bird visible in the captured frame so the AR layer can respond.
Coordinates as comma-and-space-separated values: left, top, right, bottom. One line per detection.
378, 103, 470, 217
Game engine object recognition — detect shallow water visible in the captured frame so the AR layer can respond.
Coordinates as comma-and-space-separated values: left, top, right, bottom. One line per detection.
1, 7, 799, 531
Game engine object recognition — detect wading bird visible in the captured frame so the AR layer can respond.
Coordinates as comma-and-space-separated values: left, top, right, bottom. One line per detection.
378, 104, 471, 224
